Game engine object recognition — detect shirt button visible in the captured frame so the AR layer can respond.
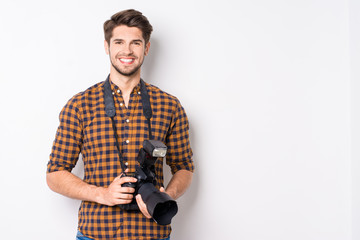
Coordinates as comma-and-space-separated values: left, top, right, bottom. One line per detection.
120, 103, 123, 106
125, 162, 128, 166
126, 119, 130, 123
138, 91, 141, 95
112, 91, 115, 95
117, 89, 121, 93
125, 140, 130, 144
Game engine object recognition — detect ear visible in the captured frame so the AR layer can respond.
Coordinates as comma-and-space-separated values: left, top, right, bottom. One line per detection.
104, 40, 110, 55
144, 41, 151, 56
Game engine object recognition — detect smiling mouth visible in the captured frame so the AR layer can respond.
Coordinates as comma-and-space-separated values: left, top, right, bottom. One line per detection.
119, 58, 135, 64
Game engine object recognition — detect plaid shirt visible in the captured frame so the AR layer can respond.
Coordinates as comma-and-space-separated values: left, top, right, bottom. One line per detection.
47, 79, 194, 240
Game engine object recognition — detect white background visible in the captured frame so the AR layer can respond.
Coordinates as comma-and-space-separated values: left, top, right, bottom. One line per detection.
0, 0, 359, 239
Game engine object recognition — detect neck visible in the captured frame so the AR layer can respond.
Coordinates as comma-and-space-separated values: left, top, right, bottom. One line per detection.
109, 69, 141, 95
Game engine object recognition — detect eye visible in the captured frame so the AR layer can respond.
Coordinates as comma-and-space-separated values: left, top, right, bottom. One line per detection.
113, 40, 124, 45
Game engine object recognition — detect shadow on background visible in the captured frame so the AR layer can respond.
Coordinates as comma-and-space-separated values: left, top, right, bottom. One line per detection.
142, 37, 161, 85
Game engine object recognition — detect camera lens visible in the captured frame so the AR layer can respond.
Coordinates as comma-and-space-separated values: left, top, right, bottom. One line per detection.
138, 183, 178, 225
152, 201, 178, 225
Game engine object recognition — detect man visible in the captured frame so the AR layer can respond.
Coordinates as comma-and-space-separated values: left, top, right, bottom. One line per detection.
46, 9, 194, 240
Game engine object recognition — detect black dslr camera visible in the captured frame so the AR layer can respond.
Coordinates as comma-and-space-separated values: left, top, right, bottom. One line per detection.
118, 140, 178, 225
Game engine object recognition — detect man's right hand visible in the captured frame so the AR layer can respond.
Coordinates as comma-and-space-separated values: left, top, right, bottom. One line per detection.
46, 170, 138, 206
97, 175, 138, 206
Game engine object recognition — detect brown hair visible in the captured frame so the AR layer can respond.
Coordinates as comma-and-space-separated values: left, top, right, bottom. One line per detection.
103, 9, 153, 44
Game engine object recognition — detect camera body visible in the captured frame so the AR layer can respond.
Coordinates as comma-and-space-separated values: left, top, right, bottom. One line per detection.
118, 140, 178, 225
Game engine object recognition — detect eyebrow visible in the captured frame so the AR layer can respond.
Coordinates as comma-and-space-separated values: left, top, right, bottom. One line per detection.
112, 39, 143, 43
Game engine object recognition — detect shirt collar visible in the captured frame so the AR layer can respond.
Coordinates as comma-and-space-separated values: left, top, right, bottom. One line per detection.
109, 79, 141, 96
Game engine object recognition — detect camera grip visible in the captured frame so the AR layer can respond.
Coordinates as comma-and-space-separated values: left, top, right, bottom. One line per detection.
118, 179, 139, 211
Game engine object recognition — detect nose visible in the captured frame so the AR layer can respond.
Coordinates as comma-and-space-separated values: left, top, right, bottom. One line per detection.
121, 43, 133, 55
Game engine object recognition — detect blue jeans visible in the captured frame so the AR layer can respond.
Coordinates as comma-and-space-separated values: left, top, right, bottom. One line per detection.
76, 231, 170, 240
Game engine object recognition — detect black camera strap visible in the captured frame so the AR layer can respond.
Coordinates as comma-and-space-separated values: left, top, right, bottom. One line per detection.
139, 78, 153, 140
104, 76, 153, 173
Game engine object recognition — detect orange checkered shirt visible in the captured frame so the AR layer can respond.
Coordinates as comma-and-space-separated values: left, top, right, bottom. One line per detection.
47, 79, 194, 240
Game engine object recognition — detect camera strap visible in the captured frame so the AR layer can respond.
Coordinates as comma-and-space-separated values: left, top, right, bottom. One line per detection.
104, 75, 153, 173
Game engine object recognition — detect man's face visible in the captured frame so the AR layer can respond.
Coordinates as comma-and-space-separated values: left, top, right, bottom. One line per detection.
105, 25, 150, 77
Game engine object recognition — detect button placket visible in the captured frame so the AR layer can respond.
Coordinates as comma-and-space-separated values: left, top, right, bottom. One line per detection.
118, 87, 140, 173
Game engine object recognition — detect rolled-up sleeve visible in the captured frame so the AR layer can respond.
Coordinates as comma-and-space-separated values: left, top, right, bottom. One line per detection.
165, 99, 194, 174
47, 96, 83, 173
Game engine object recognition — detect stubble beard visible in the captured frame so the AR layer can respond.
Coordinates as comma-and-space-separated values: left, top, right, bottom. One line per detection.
110, 52, 144, 77
111, 60, 143, 77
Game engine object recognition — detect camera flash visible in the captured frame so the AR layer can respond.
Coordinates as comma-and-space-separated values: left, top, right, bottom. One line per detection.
143, 140, 167, 158
153, 148, 167, 157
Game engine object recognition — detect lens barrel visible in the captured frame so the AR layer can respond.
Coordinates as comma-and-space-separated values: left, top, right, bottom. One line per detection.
138, 183, 178, 225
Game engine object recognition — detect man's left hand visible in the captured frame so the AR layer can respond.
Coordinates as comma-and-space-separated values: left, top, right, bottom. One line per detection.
135, 187, 167, 219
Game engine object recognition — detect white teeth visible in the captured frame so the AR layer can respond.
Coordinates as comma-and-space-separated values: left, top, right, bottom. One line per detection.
120, 58, 134, 63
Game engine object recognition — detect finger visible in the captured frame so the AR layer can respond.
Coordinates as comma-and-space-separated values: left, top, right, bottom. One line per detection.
105, 192, 134, 206
115, 197, 133, 205
112, 193, 133, 202
114, 171, 132, 181
118, 200, 132, 204
114, 175, 122, 181
119, 177, 138, 184
120, 186, 136, 194
120, 193, 134, 200
136, 194, 152, 219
